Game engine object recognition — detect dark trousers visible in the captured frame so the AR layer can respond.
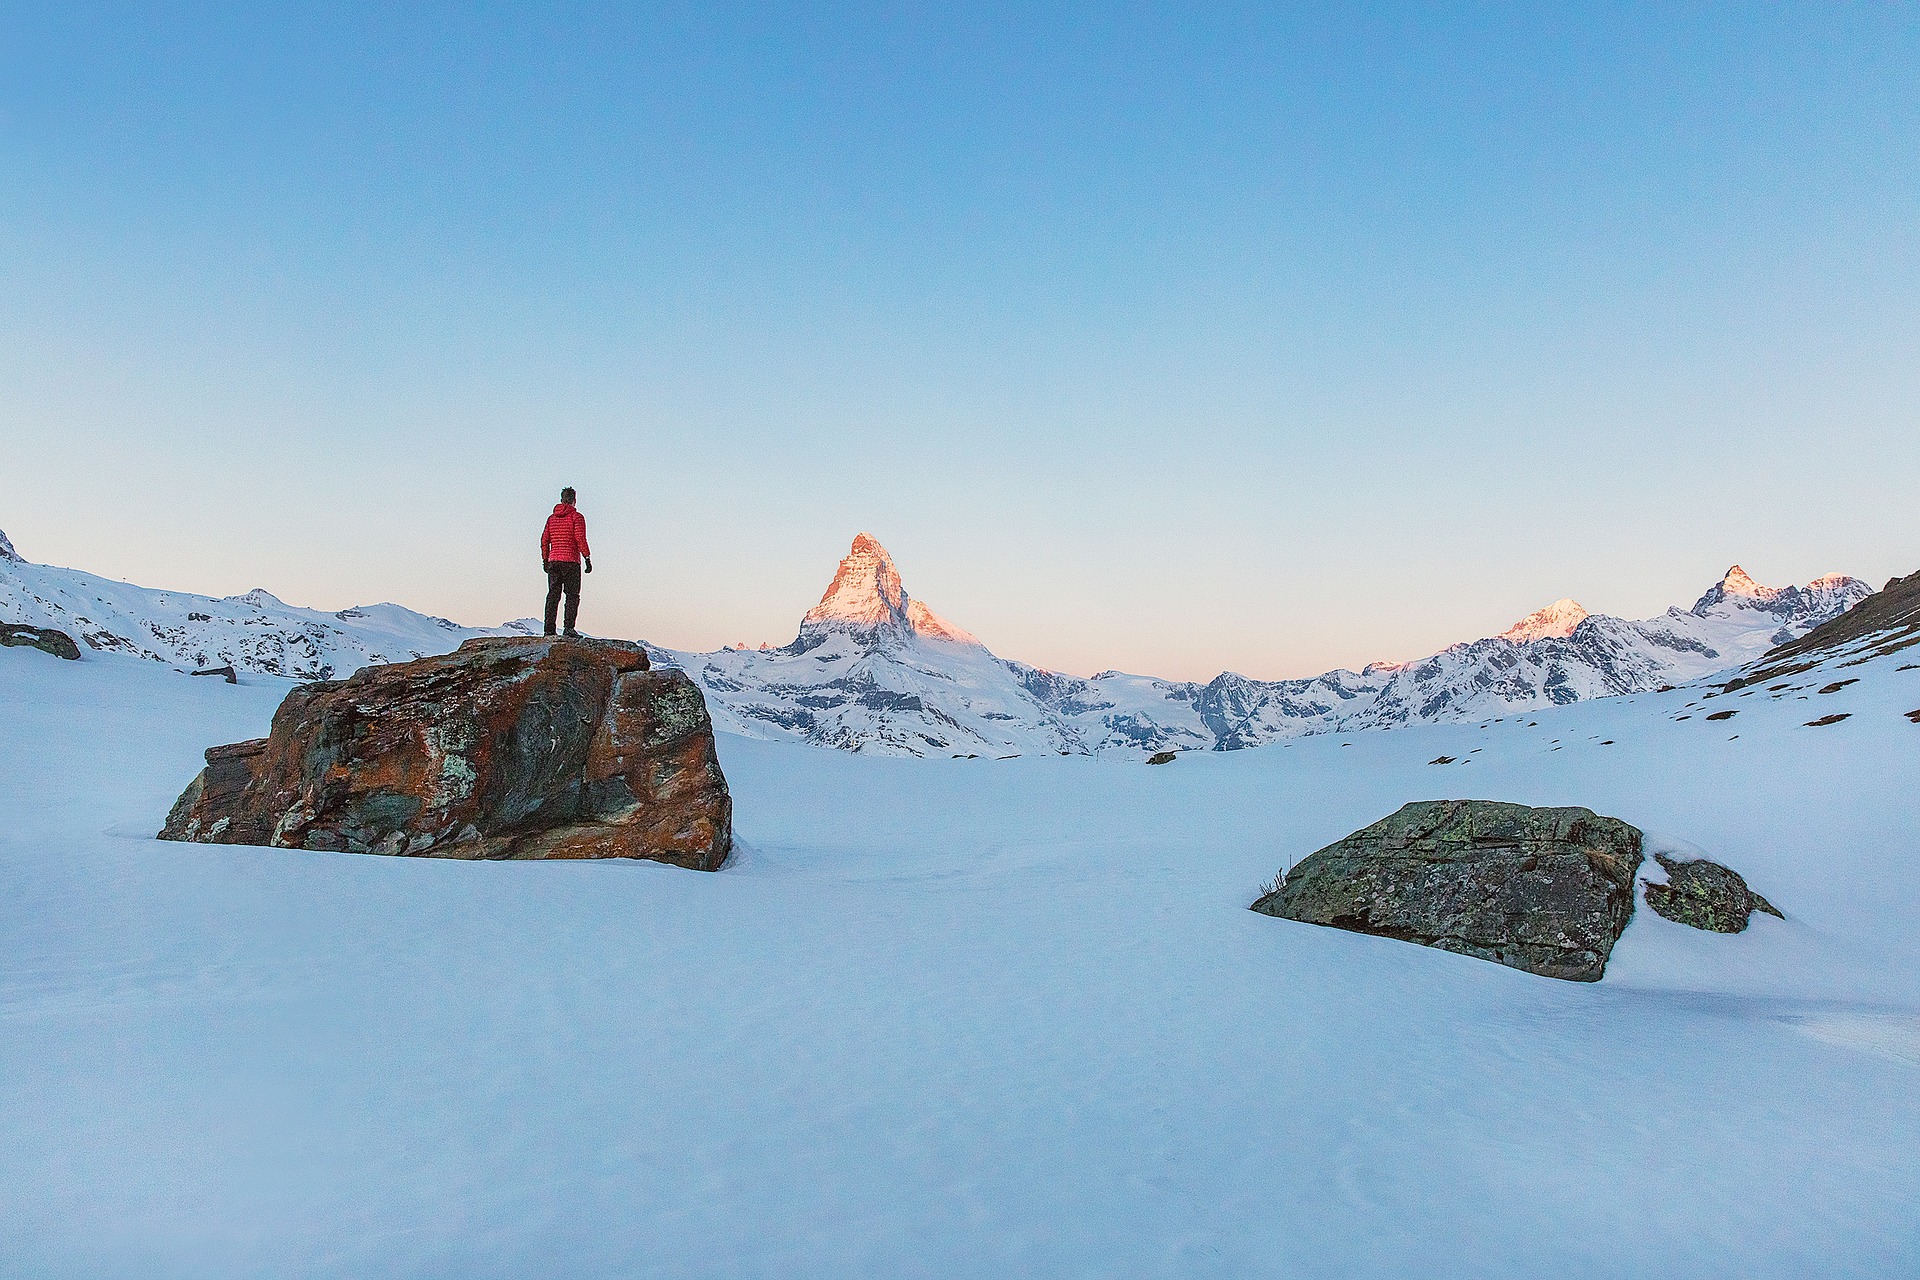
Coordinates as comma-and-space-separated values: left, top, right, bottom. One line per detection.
544, 561, 582, 635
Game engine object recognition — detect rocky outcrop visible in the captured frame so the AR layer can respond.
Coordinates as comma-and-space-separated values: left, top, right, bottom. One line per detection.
1643, 854, 1782, 932
1251, 800, 1643, 982
159, 636, 732, 869
0, 623, 80, 660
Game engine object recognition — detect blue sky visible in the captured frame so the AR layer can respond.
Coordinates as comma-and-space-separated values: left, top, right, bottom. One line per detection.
3, 3, 1916, 679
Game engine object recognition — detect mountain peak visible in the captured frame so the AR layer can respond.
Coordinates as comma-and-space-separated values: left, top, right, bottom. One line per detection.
0, 528, 18, 564
1690, 564, 1784, 615
805, 533, 908, 628
1498, 598, 1589, 643
1718, 565, 1768, 597
796, 533, 980, 647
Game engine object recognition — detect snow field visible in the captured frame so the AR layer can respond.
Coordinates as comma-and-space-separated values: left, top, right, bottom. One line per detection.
1, 645, 1916, 1277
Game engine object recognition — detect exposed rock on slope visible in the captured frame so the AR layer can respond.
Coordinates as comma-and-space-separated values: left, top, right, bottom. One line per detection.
160, 637, 732, 868
1643, 854, 1782, 933
1251, 800, 1645, 981
0, 623, 79, 660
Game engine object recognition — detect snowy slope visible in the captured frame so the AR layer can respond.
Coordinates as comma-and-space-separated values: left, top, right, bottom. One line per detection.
3, 616, 1917, 1277
0, 526, 532, 679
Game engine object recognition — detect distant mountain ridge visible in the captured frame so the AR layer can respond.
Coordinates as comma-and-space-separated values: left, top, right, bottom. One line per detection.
0, 527, 533, 679
660, 536, 1873, 756
0, 524, 1875, 756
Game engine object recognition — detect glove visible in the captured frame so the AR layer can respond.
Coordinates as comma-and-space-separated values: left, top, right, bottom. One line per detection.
584, 559, 593, 574
542, 560, 551, 574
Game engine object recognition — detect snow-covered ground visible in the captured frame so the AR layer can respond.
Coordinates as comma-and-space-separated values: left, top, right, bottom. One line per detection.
2, 640, 1917, 1277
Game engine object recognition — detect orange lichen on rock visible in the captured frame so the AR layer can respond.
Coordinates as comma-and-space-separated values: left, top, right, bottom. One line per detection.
159, 636, 731, 870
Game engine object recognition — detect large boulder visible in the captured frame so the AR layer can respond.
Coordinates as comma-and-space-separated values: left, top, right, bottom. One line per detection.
0, 623, 80, 660
1252, 800, 1643, 982
1643, 854, 1782, 932
159, 636, 732, 869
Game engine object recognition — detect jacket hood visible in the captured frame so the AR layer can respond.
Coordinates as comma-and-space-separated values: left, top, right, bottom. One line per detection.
552, 502, 576, 515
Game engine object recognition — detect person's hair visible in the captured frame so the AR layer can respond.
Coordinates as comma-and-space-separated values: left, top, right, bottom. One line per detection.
560, 487, 576, 504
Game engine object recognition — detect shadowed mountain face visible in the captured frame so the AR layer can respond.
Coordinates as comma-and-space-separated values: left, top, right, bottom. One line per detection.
0, 525, 1877, 757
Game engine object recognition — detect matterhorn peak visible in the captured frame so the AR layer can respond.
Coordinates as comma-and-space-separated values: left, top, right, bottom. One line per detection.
804, 533, 910, 629
0, 527, 19, 564
1498, 598, 1590, 643
795, 533, 981, 648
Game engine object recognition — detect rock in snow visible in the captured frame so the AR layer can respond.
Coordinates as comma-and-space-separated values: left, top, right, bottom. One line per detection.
0, 622, 80, 660
1252, 800, 1646, 982
1643, 854, 1783, 932
160, 636, 732, 868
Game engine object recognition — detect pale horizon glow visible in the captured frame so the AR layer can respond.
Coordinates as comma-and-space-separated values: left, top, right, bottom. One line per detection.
3, 5, 1917, 682
0, 519, 1882, 684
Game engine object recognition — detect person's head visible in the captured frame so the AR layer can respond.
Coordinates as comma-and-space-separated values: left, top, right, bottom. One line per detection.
560, 487, 576, 506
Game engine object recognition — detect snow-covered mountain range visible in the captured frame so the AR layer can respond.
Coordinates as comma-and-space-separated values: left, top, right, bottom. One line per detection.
0, 524, 1875, 756
0, 527, 533, 680
667, 535, 1871, 756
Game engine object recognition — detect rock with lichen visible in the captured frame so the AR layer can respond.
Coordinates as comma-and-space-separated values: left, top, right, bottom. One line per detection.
1643, 854, 1782, 932
159, 636, 731, 869
1251, 800, 1643, 982
0, 623, 80, 660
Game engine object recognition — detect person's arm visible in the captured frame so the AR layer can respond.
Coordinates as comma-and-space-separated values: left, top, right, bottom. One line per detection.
578, 512, 592, 573
541, 518, 552, 571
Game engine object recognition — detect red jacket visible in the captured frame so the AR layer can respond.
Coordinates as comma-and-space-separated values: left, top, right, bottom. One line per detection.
541, 503, 591, 564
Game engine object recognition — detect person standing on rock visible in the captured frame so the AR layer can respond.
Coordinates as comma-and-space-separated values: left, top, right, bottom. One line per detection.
541, 487, 593, 637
